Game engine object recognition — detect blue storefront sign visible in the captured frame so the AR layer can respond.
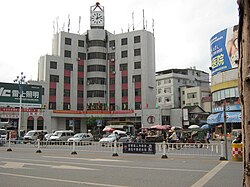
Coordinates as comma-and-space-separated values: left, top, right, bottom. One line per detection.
123, 143, 156, 154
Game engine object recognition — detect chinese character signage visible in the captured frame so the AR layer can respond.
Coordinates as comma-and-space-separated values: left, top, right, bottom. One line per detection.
210, 25, 238, 75
0, 82, 42, 108
123, 143, 156, 154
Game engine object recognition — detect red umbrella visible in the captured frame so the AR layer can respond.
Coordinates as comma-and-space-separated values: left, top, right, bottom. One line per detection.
150, 125, 170, 130
102, 126, 115, 132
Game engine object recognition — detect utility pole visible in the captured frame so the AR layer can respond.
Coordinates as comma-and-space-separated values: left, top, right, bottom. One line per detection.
237, 0, 250, 186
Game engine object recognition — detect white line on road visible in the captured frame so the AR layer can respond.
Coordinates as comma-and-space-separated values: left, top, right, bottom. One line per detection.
0, 156, 209, 173
43, 155, 132, 162
0, 172, 130, 187
190, 161, 229, 187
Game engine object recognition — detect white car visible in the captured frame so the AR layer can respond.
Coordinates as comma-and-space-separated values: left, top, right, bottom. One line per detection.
48, 130, 75, 141
67, 133, 93, 143
99, 133, 130, 144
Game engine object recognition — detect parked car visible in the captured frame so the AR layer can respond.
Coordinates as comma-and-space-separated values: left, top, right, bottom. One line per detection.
99, 132, 130, 145
0, 129, 7, 145
23, 130, 48, 143
48, 130, 75, 141
67, 133, 93, 143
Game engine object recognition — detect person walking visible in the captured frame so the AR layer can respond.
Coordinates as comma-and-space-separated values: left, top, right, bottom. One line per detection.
206, 131, 211, 144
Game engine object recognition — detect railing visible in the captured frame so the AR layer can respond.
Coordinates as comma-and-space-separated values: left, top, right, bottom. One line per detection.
2, 140, 222, 157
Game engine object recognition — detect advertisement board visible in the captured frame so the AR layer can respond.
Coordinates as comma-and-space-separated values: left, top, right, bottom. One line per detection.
210, 25, 238, 75
123, 143, 156, 154
0, 82, 42, 108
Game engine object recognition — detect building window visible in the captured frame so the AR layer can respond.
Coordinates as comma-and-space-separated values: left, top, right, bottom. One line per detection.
88, 52, 106, 60
63, 103, 71, 110
120, 64, 128, 71
164, 88, 171, 93
65, 38, 71, 45
64, 76, 70, 84
50, 61, 57, 69
122, 76, 128, 84
64, 63, 73, 71
133, 75, 141, 82
134, 61, 141, 69
108, 52, 115, 60
78, 52, 86, 60
49, 102, 56, 110
50, 75, 59, 82
64, 89, 70, 97
158, 89, 161, 94
122, 89, 128, 97
135, 88, 141, 96
88, 40, 106, 47
110, 90, 115, 98
110, 78, 115, 85
165, 97, 171, 102
78, 78, 84, 84
135, 102, 141, 110
121, 38, 127, 45
78, 40, 84, 47
87, 65, 106, 72
122, 103, 128, 110
77, 90, 83, 97
121, 50, 128, 58
158, 80, 161, 85
49, 88, 56, 96
109, 40, 115, 47
87, 78, 106, 85
134, 36, 141, 43
187, 92, 197, 99
87, 90, 105, 97
78, 65, 84, 72
77, 103, 84, 110
64, 50, 71, 58
134, 48, 141, 56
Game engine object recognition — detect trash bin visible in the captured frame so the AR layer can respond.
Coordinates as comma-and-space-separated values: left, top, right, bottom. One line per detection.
232, 143, 243, 161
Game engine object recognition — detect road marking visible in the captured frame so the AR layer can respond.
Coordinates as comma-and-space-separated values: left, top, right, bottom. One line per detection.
190, 161, 229, 187
0, 172, 130, 187
0, 157, 208, 173
44, 156, 132, 162
0, 161, 99, 170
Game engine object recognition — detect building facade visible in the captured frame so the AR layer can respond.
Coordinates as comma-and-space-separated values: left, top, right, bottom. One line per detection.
0, 3, 158, 134
207, 25, 241, 132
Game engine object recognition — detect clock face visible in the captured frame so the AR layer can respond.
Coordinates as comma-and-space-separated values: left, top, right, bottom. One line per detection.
91, 12, 104, 25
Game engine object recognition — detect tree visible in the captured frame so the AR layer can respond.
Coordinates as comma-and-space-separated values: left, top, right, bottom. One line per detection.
237, 0, 250, 186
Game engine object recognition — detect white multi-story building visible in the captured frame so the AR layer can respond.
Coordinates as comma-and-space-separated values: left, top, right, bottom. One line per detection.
156, 68, 210, 109
27, 2, 157, 132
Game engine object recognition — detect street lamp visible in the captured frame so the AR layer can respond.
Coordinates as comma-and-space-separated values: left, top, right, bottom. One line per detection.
13, 72, 26, 139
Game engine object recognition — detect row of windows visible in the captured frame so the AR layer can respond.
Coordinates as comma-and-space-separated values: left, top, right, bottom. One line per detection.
121, 49, 141, 58
65, 36, 140, 49
109, 75, 141, 85
110, 61, 141, 72
87, 90, 105, 98
158, 97, 171, 103
87, 77, 106, 85
212, 87, 239, 102
65, 38, 84, 47
187, 92, 197, 99
157, 87, 172, 94
157, 78, 199, 86
109, 36, 141, 47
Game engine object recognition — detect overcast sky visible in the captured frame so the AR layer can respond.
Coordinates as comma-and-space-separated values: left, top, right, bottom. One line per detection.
0, 0, 239, 83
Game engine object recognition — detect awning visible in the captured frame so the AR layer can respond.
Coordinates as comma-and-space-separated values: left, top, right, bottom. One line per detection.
207, 113, 221, 124
207, 111, 241, 124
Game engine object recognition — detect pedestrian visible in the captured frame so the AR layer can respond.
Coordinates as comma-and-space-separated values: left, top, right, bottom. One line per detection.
206, 131, 211, 144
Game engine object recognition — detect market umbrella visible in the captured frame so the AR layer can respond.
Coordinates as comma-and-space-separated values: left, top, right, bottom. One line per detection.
201, 124, 211, 129
171, 126, 182, 131
102, 126, 115, 132
188, 125, 200, 129
150, 125, 169, 130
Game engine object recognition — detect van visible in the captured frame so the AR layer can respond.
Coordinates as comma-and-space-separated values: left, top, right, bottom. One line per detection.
48, 130, 75, 141
23, 130, 48, 143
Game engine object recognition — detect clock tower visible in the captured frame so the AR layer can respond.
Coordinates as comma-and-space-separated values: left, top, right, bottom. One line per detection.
90, 2, 104, 29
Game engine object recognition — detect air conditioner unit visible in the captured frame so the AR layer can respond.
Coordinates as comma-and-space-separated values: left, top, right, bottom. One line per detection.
110, 58, 115, 62
112, 46, 115, 50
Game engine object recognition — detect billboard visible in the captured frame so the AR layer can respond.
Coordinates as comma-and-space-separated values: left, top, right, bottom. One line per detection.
210, 25, 238, 75
0, 82, 42, 108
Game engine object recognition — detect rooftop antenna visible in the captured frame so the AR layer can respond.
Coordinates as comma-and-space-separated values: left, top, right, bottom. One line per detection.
53, 21, 55, 34
128, 23, 130, 32
152, 19, 155, 35
68, 14, 70, 32
78, 16, 81, 34
62, 22, 65, 31
132, 11, 135, 31
143, 9, 145, 30
56, 16, 59, 33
